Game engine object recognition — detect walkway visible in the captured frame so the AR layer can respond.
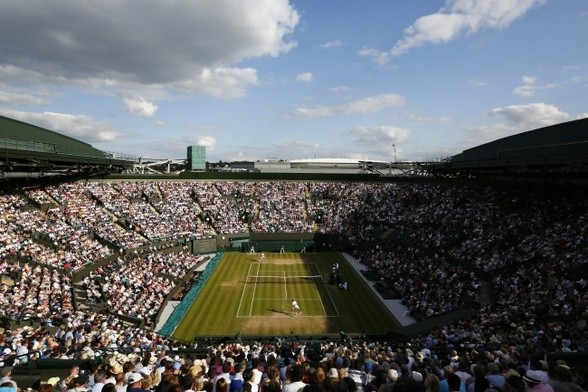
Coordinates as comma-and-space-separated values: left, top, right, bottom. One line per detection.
341, 252, 416, 327
154, 258, 212, 333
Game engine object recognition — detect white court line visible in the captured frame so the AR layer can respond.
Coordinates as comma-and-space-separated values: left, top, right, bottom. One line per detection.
312, 263, 340, 317
248, 261, 262, 317
236, 263, 253, 318
283, 271, 288, 300
240, 262, 340, 318
309, 263, 329, 316
236, 315, 338, 318
252, 297, 324, 301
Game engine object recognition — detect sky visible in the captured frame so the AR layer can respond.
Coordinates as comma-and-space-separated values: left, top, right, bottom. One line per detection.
0, 0, 587, 162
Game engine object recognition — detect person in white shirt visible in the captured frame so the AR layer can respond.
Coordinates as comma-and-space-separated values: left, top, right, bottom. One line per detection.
291, 300, 301, 315
283, 365, 306, 392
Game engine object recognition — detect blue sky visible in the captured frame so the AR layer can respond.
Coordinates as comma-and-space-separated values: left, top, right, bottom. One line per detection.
0, 0, 586, 162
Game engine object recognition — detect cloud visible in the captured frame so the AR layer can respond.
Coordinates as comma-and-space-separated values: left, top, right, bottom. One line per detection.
362, 0, 545, 64
358, 47, 392, 67
512, 75, 557, 97
406, 113, 453, 125
122, 96, 158, 117
174, 67, 259, 100
272, 140, 321, 157
293, 93, 405, 118
0, 108, 118, 142
348, 125, 409, 144
394, 0, 546, 56
296, 72, 314, 83
0, 88, 49, 106
345, 125, 410, 158
0, 0, 298, 97
329, 85, 353, 93
469, 78, 488, 87
179, 135, 217, 151
318, 40, 342, 49
488, 103, 570, 128
464, 103, 571, 143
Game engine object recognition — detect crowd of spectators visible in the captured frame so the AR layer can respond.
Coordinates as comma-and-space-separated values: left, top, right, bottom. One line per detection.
0, 179, 586, 391
2, 331, 586, 392
251, 182, 314, 233
0, 263, 73, 320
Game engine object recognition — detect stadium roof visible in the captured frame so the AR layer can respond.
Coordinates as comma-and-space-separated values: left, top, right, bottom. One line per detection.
0, 115, 134, 179
0, 115, 105, 157
290, 158, 392, 171
424, 118, 588, 178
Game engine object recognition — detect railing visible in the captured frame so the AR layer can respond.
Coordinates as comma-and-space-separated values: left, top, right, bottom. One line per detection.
0, 137, 56, 154
0, 137, 136, 162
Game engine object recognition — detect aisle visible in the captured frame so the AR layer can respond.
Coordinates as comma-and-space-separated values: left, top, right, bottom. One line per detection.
341, 252, 416, 327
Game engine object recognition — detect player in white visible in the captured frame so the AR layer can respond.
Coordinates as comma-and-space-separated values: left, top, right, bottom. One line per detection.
291, 299, 301, 315
260, 251, 265, 261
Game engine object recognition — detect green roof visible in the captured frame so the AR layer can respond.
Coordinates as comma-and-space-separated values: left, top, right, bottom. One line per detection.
0, 115, 107, 158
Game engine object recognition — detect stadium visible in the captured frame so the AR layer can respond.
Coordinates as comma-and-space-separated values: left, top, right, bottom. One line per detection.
0, 115, 587, 390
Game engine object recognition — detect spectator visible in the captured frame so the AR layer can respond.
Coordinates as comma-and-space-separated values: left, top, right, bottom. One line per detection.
67, 375, 90, 392
284, 365, 307, 392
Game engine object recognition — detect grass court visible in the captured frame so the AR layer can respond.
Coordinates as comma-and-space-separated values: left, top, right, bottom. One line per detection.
171, 252, 399, 341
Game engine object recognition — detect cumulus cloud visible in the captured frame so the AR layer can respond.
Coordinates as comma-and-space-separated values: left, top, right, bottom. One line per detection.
293, 93, 405, 118
488, 102, 570, 128
0, 108, 118, 142
122, 96, 158, 117
0, 0, 298, 97
296, 72, 314, 83
174, 67, 259, 100
465, 103, 571, 143
512, 75, 557, 97
361, 0, 545, 64
394, 0, 546, 56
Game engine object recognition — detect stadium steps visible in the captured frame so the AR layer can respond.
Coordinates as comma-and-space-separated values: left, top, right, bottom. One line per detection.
479, 281, 494, 307
72, 281, 107, 311
393, 307, 479, 339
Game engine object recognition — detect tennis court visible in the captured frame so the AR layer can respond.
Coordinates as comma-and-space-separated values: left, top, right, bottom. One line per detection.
170, 252, 398, 340
235, 259, 339, 318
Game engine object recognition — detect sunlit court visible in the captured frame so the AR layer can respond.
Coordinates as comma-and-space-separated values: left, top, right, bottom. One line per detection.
236, 258, 338, 318
170, 251, 397, 340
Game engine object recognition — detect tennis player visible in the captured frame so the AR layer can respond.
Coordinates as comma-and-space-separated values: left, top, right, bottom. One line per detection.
291, 299, 301, 315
